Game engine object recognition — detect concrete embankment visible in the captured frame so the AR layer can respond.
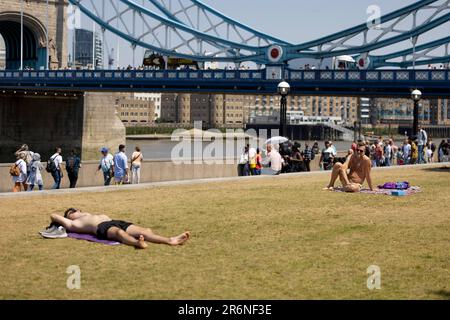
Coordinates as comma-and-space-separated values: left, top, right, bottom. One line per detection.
0, 156, 328, 193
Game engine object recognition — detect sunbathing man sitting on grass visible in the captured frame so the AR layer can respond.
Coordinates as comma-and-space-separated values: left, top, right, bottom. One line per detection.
323, 142, 375, 193
45, 208, 190, 249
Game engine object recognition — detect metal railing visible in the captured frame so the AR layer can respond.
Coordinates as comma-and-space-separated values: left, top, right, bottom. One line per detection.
0, 69, 449, 82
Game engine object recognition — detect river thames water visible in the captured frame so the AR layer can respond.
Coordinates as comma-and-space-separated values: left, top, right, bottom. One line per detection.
124, 138, 357, 160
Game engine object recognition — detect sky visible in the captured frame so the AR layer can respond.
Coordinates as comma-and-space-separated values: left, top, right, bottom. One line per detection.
69, 0, 446, 68
201, 0, 413, 44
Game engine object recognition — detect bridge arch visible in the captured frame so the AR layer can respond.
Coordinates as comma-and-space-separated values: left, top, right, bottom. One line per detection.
0, 11, 47, 70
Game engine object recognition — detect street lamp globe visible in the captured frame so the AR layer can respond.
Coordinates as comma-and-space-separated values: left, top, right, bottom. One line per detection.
277, 81, 290, 96
411, 89, 422, 102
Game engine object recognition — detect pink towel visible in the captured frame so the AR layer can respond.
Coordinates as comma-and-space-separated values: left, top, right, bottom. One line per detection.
332, 187, 421, 196
67, 233, 121, 245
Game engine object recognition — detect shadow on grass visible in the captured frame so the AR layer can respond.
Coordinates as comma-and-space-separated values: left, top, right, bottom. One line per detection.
419, 166, 450, 173
430, 290, 450, 300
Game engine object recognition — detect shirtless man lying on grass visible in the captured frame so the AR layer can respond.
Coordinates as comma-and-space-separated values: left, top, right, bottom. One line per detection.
46, 208, 190, 249
323, 142, 375, 193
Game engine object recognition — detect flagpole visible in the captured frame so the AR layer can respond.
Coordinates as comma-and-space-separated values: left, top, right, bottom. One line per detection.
46, 0, 49, 69
20, 0, 24, 70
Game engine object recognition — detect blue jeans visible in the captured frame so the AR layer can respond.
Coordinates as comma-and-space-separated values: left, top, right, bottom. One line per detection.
28, 184, 43, 191
237, 164, 250, 176
51, 170, 62, 189
103, 171, 112, 186
384, 157, 391, 167
418, 145, 425, 164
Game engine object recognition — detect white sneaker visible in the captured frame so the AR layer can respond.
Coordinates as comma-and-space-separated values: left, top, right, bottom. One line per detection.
39, 224, 57, 236
41, 226, 68, 239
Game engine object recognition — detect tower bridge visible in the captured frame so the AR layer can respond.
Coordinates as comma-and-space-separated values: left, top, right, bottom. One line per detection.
1, 0, 450, 162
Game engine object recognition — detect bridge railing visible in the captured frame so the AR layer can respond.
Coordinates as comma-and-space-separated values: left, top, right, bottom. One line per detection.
0, 69, 449, 82
0, 69, 266, 81
285, 69, 450, 82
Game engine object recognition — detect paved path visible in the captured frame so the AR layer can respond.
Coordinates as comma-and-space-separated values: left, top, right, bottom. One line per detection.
0, 163, 448, 199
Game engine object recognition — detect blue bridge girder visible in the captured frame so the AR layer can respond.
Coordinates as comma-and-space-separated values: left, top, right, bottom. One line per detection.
65, 0, 450, 68
1, 69, 449, 98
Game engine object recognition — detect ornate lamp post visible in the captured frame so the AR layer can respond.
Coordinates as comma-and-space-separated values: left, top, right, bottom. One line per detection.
277, 81, 290, 137
411, 89, 422, 137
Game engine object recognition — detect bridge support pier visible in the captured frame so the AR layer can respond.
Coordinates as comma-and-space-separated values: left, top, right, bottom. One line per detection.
0, 92, 125, 163
81, 92, 126, 160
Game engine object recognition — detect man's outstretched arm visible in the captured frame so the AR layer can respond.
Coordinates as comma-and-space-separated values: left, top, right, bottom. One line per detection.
50, 214, 73, 230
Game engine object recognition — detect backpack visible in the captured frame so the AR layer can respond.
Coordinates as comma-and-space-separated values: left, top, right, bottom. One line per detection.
46, 155, 57, 173
9, 162, 21, 177
66, 156, 76, 170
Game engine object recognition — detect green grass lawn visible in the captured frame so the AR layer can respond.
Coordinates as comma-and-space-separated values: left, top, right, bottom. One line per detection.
0, 165, 449, 299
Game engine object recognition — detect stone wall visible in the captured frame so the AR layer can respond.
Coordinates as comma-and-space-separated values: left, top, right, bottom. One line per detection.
0, 160, 240, 193
0, 157, 327, 193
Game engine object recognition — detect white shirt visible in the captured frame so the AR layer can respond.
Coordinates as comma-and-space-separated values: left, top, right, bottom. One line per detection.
418, 129, 428, 146
51, 153, 63, 170
403, 144, 411, 157
12, 159, 27, 183
239, 152, 249, 165
268, 150, 283, 171
248, 148, 256, 159
100, 153, 114, 172
323, 146, 336, 157
385, 145, 392, 158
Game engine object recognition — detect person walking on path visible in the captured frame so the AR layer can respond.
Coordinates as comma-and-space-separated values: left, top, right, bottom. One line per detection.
417, 126, 428, 164
254, 148, 262, 175
429, 139, 436, 162
66, 149, 81, 188
97, 148, 114, 186
384, 140, 392, 167
402, 140, 411, 165
410, 139, 419, 165
374, 142, 385, 167
262, 144, 283, 175
238, 145, 250, 176
319, 141, 336, 171
248, 147, 257, 176
48, 147, 63, 189
114, 144, 129, 185
130, 146, 144, 184
15, 144, 34, 175
11, 152, 28, 192
26, 153, 44, 191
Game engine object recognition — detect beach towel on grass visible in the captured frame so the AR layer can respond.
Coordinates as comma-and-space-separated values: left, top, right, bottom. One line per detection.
378, 181, 410, 190
68, 233, 121, 246
333, 186, 421, 196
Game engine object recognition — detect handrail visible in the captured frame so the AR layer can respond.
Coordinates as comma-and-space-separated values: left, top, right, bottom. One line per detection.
0, 69, 448, 82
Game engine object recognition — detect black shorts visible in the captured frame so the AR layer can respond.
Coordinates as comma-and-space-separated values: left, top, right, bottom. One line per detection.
96, 220, 133, 240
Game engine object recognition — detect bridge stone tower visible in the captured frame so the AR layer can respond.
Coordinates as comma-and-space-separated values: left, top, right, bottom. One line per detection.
0, 0, 68, 69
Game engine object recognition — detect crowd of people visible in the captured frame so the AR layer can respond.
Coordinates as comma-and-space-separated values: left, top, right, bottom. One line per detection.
7, 132, 450, 192
319, 131, 449, 172
237, 129, 450, 177
9, 144, 145, 193
238, 141, 321, 176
